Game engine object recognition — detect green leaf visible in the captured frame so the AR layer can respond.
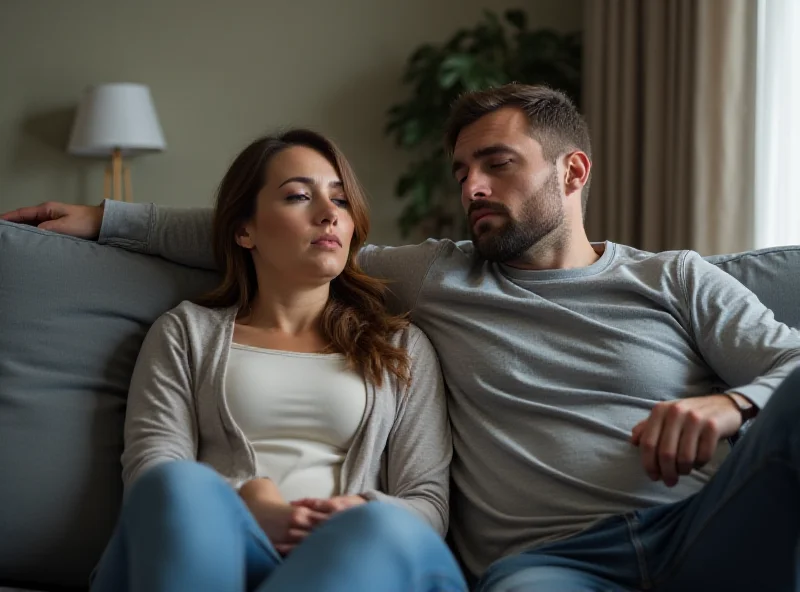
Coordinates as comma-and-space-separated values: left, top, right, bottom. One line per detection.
438, 69, 461, 89
400, 120, 423, 147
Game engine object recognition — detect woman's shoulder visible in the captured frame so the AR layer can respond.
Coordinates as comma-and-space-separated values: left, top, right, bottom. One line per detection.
390, 323, 437, 359
150, 300, 236, 337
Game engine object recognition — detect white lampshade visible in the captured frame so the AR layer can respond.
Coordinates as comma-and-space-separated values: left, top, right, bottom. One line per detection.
68, 83, 166, 157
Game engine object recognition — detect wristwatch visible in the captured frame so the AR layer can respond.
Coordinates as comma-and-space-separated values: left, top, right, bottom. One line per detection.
725, 393, 759, 423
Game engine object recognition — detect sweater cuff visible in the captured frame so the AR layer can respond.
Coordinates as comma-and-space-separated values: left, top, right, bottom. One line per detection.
98, 199, 154, 252
726, 385, 771, 410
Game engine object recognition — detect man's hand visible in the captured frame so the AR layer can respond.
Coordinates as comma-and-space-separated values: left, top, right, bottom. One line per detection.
0, 202, 104, 239
631, 394, 746, 487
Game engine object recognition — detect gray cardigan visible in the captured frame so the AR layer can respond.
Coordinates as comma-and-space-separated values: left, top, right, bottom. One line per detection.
121, 300, 452, 535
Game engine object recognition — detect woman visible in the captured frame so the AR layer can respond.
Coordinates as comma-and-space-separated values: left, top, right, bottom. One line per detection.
89, 129, 466, 592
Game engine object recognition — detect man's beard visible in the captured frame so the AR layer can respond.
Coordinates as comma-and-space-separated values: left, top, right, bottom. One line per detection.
469, 171, 564, 262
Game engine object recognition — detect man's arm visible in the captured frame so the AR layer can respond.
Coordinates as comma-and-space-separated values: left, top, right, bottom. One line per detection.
104, 201, 448, 314
2, 200, 447, 314
99, 201, 217, 270
632, 250, 800, 486
682, 250, 800, 408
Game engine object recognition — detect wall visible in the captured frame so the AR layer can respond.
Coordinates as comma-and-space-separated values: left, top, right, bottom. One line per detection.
0, 0, 582, 245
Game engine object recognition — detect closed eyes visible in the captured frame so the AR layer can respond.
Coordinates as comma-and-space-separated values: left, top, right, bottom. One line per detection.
286, 194, 349, 208
457, 160, 513, 185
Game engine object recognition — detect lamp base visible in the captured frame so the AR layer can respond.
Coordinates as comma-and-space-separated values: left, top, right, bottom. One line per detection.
103, 149, 133, 201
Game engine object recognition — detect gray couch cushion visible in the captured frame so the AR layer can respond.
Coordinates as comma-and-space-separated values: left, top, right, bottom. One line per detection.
0, 221, 218, 590
707, 245, 800, 330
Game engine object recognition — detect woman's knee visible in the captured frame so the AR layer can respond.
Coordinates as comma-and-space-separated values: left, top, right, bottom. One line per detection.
125, 461, 226, 513
330, 502, 446, 555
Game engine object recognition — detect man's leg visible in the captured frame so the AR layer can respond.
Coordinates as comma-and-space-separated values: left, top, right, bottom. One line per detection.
636, 368, 800, 591
257, 502, 467, 592
90, 461, 280, 592
475, 515, 640, 592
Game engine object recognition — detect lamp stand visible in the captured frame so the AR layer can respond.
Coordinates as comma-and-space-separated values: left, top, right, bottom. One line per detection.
103, 149, 133, 202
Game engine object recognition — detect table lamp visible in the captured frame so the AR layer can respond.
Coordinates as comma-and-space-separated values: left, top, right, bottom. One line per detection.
67, 83, 166, 202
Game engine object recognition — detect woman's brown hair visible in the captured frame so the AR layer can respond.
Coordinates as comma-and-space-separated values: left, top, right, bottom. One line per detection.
195, 129, 410, 387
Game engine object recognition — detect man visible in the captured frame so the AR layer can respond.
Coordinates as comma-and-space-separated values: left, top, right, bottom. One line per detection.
4, 84, 800, 591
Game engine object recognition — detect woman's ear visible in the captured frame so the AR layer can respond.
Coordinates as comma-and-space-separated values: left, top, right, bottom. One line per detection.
235, 223, 255, 250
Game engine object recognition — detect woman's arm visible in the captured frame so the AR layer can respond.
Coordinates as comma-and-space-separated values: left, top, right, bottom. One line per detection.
121, 311, 199, 489
362, 326, 453, 536
123, 312, 325, 550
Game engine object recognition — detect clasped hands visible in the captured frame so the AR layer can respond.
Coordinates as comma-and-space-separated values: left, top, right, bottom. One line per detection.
239, 479, 366, 556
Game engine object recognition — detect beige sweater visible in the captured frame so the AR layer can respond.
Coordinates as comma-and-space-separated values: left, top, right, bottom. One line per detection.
121, 300, 452, 535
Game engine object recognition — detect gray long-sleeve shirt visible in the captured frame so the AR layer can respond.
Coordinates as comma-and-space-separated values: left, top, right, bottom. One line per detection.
100, 201, 800, 577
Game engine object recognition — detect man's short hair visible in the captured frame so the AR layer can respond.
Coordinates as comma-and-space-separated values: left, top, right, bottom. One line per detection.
444, 84, 593, 214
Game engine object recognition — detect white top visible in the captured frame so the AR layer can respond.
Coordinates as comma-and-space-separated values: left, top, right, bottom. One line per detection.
224, 343, 367, 501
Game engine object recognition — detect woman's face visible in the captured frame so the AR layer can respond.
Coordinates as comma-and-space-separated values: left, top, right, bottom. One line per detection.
238, 145, 355, 286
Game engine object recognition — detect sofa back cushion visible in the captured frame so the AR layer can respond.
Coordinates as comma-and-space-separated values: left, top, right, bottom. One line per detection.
0, 221, 218, 590
708, 245, 800, 329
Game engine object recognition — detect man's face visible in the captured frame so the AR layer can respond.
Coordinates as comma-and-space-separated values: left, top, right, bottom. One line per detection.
451, 107, 564, 262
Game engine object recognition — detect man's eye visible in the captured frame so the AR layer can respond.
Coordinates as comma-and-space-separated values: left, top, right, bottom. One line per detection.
490, 160, 512, 169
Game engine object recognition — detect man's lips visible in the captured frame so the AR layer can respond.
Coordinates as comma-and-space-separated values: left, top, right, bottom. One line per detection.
470, 209, 503, 227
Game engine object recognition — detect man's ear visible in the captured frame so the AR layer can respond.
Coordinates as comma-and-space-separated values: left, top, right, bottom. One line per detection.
563, 151, 591, 197
235, 223, 255, 250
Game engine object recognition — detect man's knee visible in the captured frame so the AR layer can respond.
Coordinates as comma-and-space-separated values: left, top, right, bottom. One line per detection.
480, 566, 613, 592
760, 366, 800, 421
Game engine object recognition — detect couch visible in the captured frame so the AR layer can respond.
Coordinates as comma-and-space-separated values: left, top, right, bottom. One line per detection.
1, 218, 799, 591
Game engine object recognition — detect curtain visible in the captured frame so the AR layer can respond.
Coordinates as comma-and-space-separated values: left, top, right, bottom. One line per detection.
754, 0, 800, 249
583, 0, 758, 255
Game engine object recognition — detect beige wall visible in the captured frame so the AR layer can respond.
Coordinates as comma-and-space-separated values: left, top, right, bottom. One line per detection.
0, 0, 581, 245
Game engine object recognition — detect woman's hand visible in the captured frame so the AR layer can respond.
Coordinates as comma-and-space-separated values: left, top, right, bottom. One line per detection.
290, 494, 368, 516
255, 501, 329, 556
239, 479, 327, 556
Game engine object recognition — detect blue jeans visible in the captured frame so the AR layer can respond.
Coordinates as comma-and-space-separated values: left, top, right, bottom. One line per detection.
90, 461, 467, 592
477, 368, 800, 592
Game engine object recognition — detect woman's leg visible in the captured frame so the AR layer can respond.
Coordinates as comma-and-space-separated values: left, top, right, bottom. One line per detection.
90, 461, 281, 592
257, 502, 467, 592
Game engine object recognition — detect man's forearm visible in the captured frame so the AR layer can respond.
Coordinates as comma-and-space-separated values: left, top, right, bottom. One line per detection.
99, 201, 217, 270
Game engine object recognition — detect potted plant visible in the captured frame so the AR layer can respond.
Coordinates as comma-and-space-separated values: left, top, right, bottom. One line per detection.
385, 9, 582, 240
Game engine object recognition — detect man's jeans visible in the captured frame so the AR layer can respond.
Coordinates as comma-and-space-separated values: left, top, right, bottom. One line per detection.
477, 368, 800, 592
90, 461, 466, 592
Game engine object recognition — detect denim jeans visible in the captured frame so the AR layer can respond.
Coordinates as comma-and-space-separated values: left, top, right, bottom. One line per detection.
477, 368, 800, 592
90, 461, 467, 592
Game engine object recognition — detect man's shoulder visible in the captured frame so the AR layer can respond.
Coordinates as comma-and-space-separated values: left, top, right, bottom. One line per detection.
603, 243, 706, 295
609, 242, 693, 274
